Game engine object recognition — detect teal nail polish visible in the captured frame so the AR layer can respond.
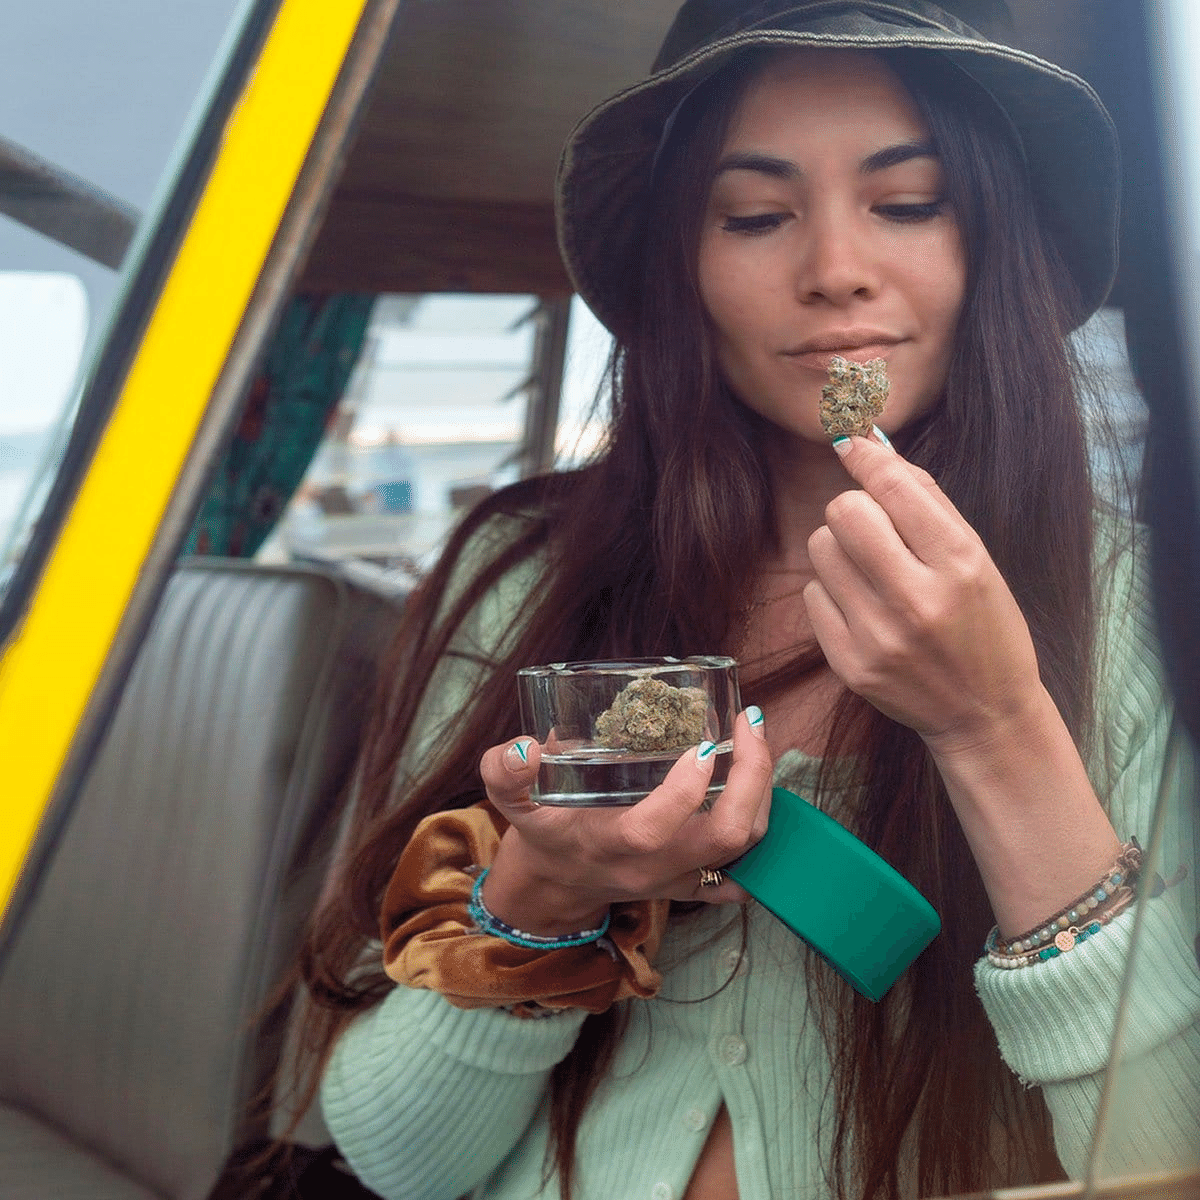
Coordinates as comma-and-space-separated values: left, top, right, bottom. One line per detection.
871, 424, 894, 450
505, 739, 533, 770
746, 705, 764, 727
831, 435, 852, 457
696, 740, 718, 763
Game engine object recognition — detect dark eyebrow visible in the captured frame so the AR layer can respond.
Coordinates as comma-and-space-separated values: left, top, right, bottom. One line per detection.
714, 141, 939, 181
713, 151, 799, 180
860, 140, 938, 173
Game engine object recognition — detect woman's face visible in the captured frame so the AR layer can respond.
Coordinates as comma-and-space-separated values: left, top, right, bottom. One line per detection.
697, 50, 966, 443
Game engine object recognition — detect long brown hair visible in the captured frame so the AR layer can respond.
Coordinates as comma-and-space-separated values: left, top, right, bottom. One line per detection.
289, 46, 1097, 1200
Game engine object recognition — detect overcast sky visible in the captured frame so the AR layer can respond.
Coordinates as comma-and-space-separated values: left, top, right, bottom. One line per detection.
0, 0, 244, 432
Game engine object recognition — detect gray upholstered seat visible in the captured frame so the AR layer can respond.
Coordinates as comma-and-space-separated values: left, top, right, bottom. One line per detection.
0, 559, 403, 1200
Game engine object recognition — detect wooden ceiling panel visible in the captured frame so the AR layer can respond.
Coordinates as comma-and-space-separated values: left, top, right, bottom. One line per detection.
340, 0, 680, 202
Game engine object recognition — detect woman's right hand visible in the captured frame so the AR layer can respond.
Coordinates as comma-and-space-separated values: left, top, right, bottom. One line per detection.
477, 708, 774, 936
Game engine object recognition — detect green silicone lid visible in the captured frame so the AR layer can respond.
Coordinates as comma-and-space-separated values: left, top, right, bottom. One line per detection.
725, 788, 940, 1001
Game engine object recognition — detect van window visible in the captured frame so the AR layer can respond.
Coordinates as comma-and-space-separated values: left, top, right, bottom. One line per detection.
0, 272, 88, 578
260, 293, 614, 582
0, 0, 250, 599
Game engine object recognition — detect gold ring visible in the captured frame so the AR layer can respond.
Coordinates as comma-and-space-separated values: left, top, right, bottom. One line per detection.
698, 866, 725, 888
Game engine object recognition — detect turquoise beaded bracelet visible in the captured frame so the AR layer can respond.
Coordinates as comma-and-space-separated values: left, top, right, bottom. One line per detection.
985, 888, 1135, 969
984, 841, 1143, 969
986, 840, 1142, 958
468, 868, 611, 951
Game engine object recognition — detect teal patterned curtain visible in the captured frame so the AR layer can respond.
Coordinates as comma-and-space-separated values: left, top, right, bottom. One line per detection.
185, 292, 375, 557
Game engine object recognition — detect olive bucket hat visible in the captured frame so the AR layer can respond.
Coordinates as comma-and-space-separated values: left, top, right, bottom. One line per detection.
556, 0, 1120, 335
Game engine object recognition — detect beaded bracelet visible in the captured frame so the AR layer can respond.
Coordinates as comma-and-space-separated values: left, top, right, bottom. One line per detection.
988, 840, 1143, 958
468, 868, 611, 951
986, 887, 1135, 969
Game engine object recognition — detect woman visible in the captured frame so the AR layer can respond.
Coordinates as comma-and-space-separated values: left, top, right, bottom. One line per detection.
298, 3, 1200, 1198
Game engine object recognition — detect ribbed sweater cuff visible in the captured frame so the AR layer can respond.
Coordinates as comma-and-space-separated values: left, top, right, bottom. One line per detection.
975, 901, 1200, 1083
408, 985, 589, 1073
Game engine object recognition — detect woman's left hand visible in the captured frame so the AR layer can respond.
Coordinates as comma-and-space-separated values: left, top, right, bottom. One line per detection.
803, 434, 1043, 757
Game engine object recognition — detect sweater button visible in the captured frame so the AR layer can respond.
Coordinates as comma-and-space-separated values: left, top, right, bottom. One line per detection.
651, 1184, 675, 1200
721, 946, 748, 977
683, 1107, 707, 1132
718, 1034, 748, 1065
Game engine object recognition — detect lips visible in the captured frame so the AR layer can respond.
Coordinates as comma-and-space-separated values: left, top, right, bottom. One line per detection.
783, 330, 903, 371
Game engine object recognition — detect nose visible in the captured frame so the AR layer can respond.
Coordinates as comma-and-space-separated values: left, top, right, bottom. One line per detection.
793, 207, 879, 306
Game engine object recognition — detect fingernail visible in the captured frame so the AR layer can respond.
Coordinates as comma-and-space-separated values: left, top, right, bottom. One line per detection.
871, 424, 895, 451
831, 435, 852, 457
695, 740, 718, 767
745, 705, 766, 739
505, 739, 534, 771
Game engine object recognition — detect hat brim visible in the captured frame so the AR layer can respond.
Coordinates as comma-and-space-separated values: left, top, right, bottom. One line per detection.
557, 22, 1120, 334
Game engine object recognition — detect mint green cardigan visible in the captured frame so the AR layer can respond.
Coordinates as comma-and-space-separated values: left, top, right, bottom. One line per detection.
320, 518, 1200, 1199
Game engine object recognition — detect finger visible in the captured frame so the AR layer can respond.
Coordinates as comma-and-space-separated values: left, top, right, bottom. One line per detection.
616, 739, 719, 852
802, 578, 858, 679
722, 706, 775, 794
741, 704, 773, 845
702, 710, 775, 859
832, 435, 965, 563
807, 520, 888, 625
479, 737, 542, 811
749, 765, 773, 844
